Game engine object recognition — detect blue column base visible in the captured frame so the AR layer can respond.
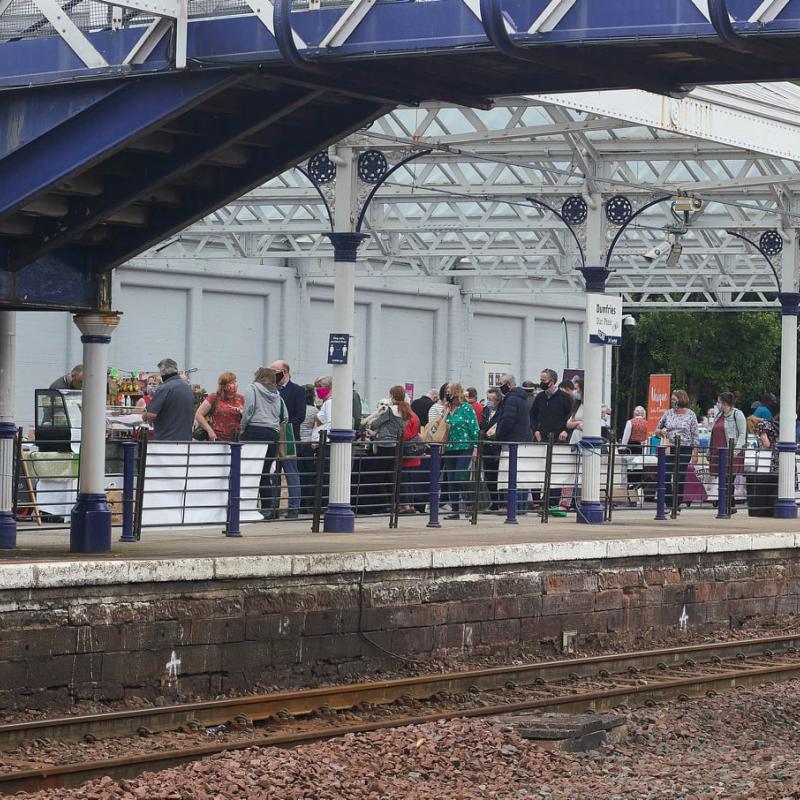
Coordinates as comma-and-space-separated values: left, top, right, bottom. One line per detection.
323, 502, 355, 533
774, 498, 798, 519
577, 500, 604, 525
0, 511, 16, 549
70, 493, 112, 553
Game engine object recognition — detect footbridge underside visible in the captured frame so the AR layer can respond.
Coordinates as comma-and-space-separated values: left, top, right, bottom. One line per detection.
2, 0, 800, 308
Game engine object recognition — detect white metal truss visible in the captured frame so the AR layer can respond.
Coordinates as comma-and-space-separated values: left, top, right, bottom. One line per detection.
140, 88, 800, 310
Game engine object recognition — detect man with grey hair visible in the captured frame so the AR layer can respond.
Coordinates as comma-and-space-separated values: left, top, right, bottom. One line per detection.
496, 374, 533, 443
50, 364, 83, 391
141, 358, 194, 441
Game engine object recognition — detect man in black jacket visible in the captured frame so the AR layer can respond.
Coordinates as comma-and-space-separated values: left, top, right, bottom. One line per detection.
270, 360, 305, 519
530, 368, 572, 442
495, 374, 534, 443
411, 389, 438, 428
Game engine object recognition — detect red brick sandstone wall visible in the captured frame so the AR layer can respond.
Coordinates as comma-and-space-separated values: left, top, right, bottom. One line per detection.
0, 550, 798, 710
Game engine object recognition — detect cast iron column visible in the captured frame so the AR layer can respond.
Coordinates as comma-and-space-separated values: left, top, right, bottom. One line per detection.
578, 266, 608, 524
775, 291, 800, 518
0, 311, 16, 548
70, 312, 121, 552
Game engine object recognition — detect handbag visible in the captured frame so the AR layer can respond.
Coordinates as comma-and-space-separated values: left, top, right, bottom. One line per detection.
403, 435, 426, 457
278, 400, 296, 459
191, 393, 219, 441
421, 414, 449, 446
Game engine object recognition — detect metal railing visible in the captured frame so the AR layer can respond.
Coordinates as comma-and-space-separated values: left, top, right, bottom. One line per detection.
9, 429, 798, 536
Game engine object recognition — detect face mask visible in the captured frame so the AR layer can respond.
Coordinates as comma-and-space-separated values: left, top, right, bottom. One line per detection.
539, 381, 550, 390
500, 383, 511, 396
671, 400, 678, 409
274, 371, 285, 385
485, 399, 494, 410
574, 390, 581, 401
146, 384, 158, 397
71, 379, 83, 390
317, 387, 331, 401
445, 395, 454, 403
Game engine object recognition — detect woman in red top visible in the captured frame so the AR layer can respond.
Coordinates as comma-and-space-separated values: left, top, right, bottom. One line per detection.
389, 385, 422, 514
195, 372, 245, 442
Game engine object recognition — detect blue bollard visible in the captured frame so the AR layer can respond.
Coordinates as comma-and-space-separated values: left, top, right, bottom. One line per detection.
427, 444, 442, 528
118, 439, 137, 542
716, 447, 730, 520
505, 443, 519, 525
224, 442, 242, 538
655, 446, 667, 521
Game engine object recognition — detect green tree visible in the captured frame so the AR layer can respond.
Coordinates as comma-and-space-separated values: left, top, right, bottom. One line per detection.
614, 311, 783, 423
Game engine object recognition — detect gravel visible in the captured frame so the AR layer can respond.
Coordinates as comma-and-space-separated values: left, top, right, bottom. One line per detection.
16, 678, 800, 799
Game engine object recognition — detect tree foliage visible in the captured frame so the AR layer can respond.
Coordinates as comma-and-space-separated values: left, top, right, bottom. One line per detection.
614, 311, 783, 420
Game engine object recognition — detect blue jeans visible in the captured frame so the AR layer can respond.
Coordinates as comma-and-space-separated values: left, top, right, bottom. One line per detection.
443, 448, 473, 514
271, 457, 301, 511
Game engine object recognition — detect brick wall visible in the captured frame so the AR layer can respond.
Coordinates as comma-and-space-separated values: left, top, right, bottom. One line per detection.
0, 550, 798, 711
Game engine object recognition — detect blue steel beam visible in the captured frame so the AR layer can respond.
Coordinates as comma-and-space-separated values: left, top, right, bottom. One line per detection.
5, 83, 326, 270
0, 71, 239, 218
2, 0, 800, 90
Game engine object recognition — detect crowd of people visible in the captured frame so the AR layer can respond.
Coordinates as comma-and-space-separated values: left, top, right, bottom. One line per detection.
51, 357, 790, 520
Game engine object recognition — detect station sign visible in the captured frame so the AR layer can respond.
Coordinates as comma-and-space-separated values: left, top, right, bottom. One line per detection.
586, 294, 622, 345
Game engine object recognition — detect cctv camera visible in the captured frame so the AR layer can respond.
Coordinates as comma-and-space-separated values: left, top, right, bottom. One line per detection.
643, 241, 670, 261
622, 315, 637, 328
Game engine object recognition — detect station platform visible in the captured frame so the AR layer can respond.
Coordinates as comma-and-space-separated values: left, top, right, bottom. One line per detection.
1, 511, 799, 711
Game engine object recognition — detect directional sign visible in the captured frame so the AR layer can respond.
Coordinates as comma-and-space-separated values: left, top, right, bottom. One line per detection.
327, 333, 350, 365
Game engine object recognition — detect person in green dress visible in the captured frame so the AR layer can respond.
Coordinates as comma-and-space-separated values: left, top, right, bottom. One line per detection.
443, 382, 480, 520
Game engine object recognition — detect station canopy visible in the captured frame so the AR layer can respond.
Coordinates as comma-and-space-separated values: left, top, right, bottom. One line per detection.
139, 82, 800, 310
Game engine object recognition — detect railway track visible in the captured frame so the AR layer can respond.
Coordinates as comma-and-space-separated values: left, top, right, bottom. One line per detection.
2, 633, 800, 794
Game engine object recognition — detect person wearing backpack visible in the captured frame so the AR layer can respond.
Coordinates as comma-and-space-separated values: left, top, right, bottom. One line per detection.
367, 387, 410, 515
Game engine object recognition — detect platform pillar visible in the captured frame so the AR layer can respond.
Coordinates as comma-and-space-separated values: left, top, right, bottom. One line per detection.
70, 312, 121, 553
577, 267, 609, 524
776, 292, 800, 518
0, 311, 16, 549
323, 148, 364, 534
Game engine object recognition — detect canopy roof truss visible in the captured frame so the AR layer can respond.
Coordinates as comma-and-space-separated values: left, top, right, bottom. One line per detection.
145, 88, 800, 310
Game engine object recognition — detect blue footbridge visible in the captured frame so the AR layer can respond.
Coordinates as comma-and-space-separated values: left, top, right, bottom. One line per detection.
2, 0, 800, 308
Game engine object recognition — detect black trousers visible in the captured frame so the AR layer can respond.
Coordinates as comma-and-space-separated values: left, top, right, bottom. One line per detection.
241, 425, 278, 508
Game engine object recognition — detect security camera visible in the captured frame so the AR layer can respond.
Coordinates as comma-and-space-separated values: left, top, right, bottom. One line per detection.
622, 315, 637, 328
643, 241, 670, 261
673, 196, 703, 214
666, 240, 683, 268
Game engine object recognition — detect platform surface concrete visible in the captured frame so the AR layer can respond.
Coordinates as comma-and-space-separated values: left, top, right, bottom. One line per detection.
1, 510, 798, 590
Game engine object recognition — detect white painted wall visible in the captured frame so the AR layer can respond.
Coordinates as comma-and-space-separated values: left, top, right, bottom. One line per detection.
12, 259, 586, 429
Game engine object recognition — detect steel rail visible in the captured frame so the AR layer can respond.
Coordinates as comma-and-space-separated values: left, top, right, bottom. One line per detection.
2, 655, 800, 794
0, 633, 798, 752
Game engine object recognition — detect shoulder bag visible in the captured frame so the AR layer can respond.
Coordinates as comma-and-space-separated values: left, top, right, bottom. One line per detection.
421, 413, 449, 446
192, 393, 219, 441
278, 401, 296, 459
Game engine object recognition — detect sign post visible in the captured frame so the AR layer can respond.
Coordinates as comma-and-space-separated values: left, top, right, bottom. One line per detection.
587, 294, 622, 345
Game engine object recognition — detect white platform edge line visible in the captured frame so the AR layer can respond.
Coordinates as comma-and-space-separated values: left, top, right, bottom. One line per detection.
1, 532, 796, 589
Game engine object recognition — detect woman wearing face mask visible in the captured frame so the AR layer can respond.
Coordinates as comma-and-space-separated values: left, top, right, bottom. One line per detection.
480, 387, 504, 512
135, 375, 162, 411
194, 371, 244, 442
621, 406, 648, 455
443, 382, 480, 520
655, 389, 699, 511
312, 376, 333, 444
708, 391, 746, 512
